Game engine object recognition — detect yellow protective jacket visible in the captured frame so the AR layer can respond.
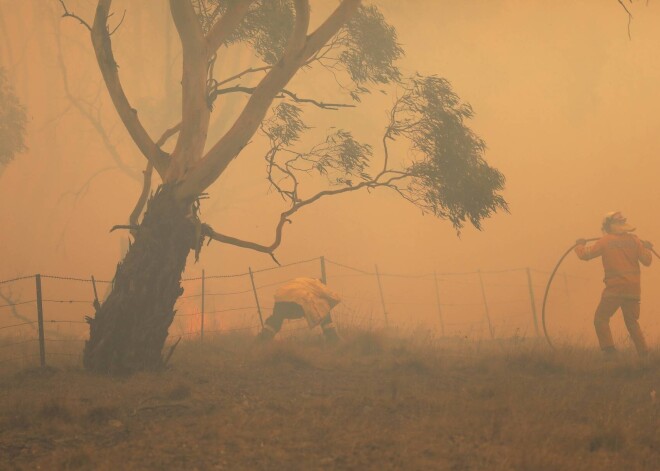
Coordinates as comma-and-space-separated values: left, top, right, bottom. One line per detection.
273, 277, 341, 327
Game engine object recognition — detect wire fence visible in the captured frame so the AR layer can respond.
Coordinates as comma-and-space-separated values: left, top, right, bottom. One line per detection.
0, 255, 642, 370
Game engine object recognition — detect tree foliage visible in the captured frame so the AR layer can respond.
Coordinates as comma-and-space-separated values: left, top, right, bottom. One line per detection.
260, 73, 506, 232
394, 75, 507, 230
62, 0, 507, 257
196, 0, 506, 234
198, 1, 403, 101
0, 67, 27, 168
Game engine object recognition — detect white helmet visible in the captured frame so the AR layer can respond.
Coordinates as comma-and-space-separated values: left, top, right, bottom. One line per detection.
601, 211, 635, 234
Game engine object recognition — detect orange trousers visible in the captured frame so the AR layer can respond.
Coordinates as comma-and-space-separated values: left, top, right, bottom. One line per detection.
594, 295, 648, 356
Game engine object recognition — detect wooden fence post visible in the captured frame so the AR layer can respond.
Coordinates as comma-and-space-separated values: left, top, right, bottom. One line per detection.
35, 274, 46, 367
526, 268, 540, 337
433, 271, 445, 336
477, 270, 494, 339
249, 267, 264, 328
320, 256, 327, 284
201, 269, 205, 340
374, 264, 388, 327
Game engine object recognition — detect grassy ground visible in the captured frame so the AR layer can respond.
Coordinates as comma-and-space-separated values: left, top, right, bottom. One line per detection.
0, 331, 658, 471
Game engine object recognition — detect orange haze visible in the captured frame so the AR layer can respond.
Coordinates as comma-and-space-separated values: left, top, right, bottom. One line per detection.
2, 0, 660, 344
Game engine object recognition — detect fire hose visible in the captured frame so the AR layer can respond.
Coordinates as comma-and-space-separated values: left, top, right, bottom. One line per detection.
541, 238, 660, 349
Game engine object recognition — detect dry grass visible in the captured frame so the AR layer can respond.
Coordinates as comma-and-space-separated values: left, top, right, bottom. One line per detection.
0, 330, 658, 470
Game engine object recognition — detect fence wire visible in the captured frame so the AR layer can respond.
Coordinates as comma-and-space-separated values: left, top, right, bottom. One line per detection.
0, 255, 625, 369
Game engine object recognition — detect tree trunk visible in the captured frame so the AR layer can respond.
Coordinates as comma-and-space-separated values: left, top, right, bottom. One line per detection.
83, 184, 194, 374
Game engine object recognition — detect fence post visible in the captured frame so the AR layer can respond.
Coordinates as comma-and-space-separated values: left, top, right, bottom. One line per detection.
249, 267, 264, 328
374, 264, 388, 327
525, 268, 540, 337
35, 274, 46, 367
433, 271, 445, 336
201, 269, 205, 340
319, 256, 327, 284
477, 270, 494, 339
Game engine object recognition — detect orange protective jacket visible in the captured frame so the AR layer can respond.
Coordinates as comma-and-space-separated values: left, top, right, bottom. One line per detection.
273, 278, 341, 327
575, 233, 652, 298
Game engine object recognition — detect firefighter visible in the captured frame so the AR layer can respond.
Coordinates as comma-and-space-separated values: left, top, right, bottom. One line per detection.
575, 211, 652, 357
257, 277, 341, 343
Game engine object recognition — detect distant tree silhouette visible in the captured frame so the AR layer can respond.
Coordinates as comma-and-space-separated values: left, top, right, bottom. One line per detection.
0, 67, 27, 176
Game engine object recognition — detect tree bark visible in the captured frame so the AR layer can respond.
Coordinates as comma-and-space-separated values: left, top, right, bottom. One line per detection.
83, 184, 195, 374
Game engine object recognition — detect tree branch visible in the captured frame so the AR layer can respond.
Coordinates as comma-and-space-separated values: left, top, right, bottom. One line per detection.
168, 0, 211, 180
216, 65, 272, 87
206, 0, 255, 53
176, 0, 361, 201
156, 122, 183, 147
303, 0, 361, 60
617, 0, 633, 39
129, 123, 182, 234
167, 0, 255, 182
129, 162, 153, 235
211, 84, 355, 110
91, 0, 170, 177
202, 172, 408, 259
169, 0, 204, 51
55, 22, 141, 182
58, 0, 92, 31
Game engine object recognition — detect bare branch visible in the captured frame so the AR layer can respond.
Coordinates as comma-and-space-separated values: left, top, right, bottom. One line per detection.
128, 162, 153, 235
156, 123, 182, 147
91, 0, 170, 177
55, 24, 141, 182
58, 167, 120, 207
216, 65, 272, 87
128, 123, 182, 233
110, 224, 138, 233
202, 223, 287, 265
617, 0, 633, 39
378, 94, 403, 176
279, 88, 355, 110
211, 84, 355, 110
214, 43, 346, 89
108, 9, 127, 36
58, 0, 92, 31
202, 172, 408, 259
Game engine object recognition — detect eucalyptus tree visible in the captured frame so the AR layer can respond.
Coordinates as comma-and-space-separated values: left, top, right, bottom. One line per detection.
0, 67, 27, 178
60, 0, 506, 374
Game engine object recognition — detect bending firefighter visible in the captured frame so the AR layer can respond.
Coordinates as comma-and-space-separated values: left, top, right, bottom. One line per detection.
575, 211, 653, 357
257, 277, 341, 343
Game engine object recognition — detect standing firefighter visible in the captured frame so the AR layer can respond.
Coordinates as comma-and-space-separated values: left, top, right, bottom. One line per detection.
257, 277, 341, 343
575, 211, 653, 357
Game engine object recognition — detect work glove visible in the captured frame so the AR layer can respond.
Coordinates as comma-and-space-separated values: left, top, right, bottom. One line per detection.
575, 238, 587, 246
642, 240, 654, 250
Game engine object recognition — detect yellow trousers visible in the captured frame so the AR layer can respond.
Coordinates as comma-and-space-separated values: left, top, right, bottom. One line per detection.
594, 295, 648, 356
